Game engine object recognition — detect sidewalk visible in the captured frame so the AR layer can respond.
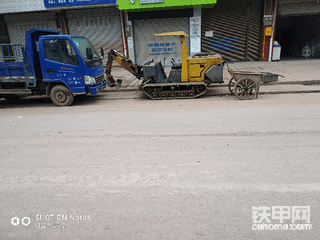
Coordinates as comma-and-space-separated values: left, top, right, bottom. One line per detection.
103, 59, 320, 94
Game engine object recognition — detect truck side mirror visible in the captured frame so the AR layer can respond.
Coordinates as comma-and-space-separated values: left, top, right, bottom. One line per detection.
100, 47, 104, 57
49, 37, 58, 44
86, 47, 93, 60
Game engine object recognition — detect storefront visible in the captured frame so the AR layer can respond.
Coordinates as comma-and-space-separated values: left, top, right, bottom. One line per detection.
44, 0, 123, 55
4, 11, 58, 45
201, 0, 263, 62
65, 7, 123, 54
118, 0, 217, 66
0, 16, 9, 44
128, 10, 192, 66
275, 0, 320, 58
1, 0, 58, 45
0, 0, 123, 55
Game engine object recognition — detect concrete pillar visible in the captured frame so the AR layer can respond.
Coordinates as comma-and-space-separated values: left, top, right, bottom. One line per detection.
126, 14, 135, 62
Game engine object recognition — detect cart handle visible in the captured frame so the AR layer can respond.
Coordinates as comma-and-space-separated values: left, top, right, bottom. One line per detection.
222, 61, 233, 72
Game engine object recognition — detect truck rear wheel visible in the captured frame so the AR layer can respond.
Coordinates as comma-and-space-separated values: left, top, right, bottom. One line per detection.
50, 85, 74, 106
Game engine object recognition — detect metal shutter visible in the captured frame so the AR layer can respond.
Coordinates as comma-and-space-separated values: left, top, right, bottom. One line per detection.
4, 12, 58, 45
133, 18, 189, 66
202, 0, 263, 62
0, 16, 9, 44
66, 7, 123, 54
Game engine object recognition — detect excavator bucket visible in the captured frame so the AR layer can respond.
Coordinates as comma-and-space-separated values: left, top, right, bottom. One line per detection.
106, 75, 116, 87
104, 49, 143, 88
154, 31, 188, 37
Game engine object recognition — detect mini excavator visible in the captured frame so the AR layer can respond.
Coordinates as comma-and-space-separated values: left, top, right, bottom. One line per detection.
105, 31, 224, 99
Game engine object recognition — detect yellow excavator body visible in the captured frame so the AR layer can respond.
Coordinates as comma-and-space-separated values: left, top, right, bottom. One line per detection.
154, 31, 222, 82
105, 31, 224, 99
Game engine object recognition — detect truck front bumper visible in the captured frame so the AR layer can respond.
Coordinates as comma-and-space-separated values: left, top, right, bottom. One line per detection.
87, 81, 107, 95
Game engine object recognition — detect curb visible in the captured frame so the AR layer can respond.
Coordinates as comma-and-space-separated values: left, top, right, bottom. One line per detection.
102, 79, 320, 93
205, 90, 320, 97
96, 90, 320, 101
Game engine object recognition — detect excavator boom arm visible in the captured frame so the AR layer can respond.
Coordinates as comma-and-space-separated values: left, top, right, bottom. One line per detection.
105, 49, 143, 86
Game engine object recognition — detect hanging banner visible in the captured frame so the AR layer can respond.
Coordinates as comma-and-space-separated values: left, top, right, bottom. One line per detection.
190, 17, 201, 53
44, 0, 116, 8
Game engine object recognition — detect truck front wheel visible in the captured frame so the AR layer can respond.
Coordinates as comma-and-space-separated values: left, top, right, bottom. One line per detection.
50, 85, 74, 106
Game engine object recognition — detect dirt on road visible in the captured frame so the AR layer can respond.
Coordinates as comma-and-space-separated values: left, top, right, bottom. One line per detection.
1, 93, 320, 239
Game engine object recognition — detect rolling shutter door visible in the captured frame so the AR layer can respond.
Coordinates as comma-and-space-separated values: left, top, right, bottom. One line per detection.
66, 7, 123, 54
133, 18, 189, 66
0, 16, 10, 44
4, 12, 58, 45
202, 0, 263, 62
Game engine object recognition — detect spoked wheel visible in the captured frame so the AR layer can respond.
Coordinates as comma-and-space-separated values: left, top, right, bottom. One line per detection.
228, 78, 237, 95
234, 77, 259, 100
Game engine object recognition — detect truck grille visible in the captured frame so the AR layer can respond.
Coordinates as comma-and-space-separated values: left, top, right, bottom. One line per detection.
95, 74, 105, 85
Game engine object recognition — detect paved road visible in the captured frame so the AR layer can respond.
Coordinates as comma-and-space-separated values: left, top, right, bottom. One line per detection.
0, 93, 319, 239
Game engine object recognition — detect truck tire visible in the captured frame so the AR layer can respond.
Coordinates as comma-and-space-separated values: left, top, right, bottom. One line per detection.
4, 95, 21, 101
50, 85, 74, 106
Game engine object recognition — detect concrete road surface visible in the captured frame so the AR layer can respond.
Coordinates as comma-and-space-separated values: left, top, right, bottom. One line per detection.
0, 93, 319, 239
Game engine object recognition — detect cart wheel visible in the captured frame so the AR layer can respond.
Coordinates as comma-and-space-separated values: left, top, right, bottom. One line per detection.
234, 77, 259, 100
228, 78, 236, 94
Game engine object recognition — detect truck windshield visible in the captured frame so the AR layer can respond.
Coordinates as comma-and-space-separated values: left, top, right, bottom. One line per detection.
72, 37, 102, 68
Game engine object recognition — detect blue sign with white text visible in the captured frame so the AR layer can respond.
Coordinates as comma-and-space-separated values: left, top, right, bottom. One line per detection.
44, 0, 115, 8
209, 37, 239, 51
148, 42, 177, 56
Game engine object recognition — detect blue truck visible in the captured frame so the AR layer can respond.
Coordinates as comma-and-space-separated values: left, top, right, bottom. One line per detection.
0, 29, 106, 106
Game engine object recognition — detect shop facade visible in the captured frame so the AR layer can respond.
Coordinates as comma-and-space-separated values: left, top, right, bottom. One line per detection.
127, 9, 193, 66
118, 0, 216, 66
275, 0, 320, 59
2, 0, 318, 63
0, 0, 123, 55
261, 0, 320, 61
201, 0, 264, 62
118, 0, 265, 64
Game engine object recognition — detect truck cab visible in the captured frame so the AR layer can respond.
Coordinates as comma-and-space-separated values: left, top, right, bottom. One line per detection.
0, 29, 106, 106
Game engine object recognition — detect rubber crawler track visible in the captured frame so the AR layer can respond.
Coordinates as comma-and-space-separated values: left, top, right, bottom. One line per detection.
141, 82, 208, 100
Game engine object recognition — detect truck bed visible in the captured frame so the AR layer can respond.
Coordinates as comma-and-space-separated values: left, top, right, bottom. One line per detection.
0, 44, 36, 88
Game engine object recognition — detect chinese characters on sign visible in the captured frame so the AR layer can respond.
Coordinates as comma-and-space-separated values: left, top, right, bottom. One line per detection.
190, 17, 201, 53
209, 37, 239, 51
140, 0, 164, 4
252, 206, 312, 231
44, 0, 115, 8
148, 42, 176, 56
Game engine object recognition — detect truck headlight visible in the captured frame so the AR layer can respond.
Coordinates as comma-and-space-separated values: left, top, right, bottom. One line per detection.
84, 75, 96, 85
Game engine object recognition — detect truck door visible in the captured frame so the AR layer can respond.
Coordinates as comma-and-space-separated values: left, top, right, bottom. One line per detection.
40, 38, 85, 94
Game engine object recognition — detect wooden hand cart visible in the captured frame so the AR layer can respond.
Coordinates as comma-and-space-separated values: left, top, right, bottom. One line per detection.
226, 64, 283, 100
